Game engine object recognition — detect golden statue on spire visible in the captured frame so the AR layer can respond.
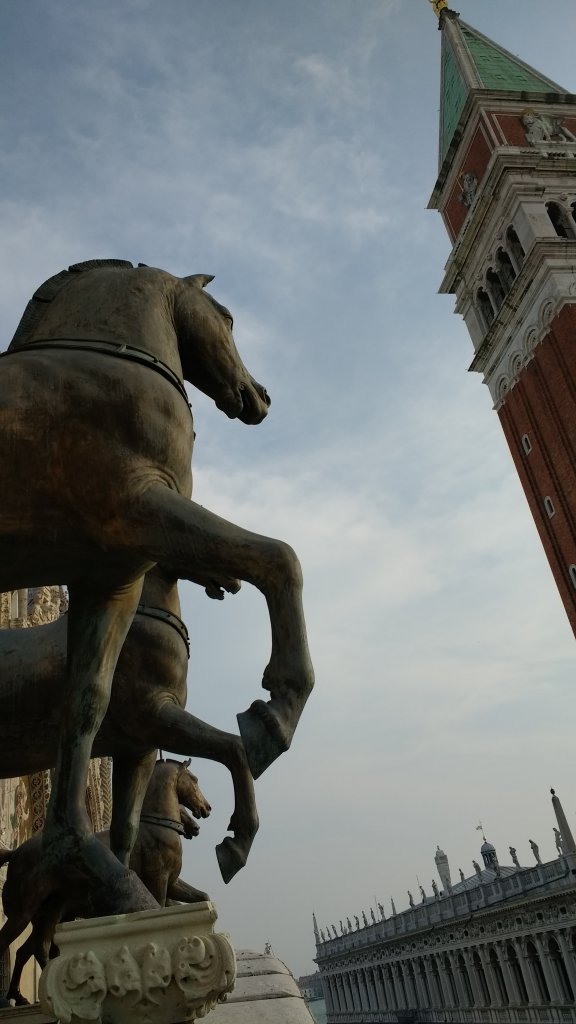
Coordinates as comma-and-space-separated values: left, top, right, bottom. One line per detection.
429, 0, 448, 16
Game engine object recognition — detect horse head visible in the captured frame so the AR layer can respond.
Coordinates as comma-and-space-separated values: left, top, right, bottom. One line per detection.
175, 759, 211, 822
175, 275, 271, 425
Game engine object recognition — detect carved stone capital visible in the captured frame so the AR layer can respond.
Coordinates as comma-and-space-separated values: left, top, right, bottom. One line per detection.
38, 901, 236, 1024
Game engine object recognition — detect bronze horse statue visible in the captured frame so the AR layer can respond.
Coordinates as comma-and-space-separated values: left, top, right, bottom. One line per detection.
0, 759, 211, 1006
0, 564, 258, 882
0, 259, 314, 913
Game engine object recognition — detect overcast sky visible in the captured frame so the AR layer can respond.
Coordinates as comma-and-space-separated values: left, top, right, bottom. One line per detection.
2, 0, 576, 981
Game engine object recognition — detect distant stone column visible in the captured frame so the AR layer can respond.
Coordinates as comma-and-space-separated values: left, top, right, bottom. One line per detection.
373, 965, 388, 1011
555, 930, 576, 997
512, 938, 539, 1005
413, 959, 429, 1009
497, 941, 522, 1004
462, 948, 484, 1006
533, 934, 563, 1003
477, 946, 499, 1005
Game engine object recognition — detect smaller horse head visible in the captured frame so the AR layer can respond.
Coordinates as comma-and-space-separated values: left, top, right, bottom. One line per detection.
175, 758, 211, 822
175, 275, 271, 425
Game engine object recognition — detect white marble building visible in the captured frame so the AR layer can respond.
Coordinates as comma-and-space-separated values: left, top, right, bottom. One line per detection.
314, 795, 576, 1023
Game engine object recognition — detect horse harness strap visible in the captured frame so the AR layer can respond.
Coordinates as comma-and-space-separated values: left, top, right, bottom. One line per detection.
140, 813, 186, 836
136, 603, 190, 658
2, 338, 192, 416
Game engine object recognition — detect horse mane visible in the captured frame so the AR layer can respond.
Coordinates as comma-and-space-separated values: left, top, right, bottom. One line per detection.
9, 259, 136, 350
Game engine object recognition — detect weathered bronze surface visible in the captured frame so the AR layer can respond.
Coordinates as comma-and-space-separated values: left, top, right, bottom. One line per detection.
0, 259, 314, 913
0, 566, 259, 883
0, 759, 210, 1005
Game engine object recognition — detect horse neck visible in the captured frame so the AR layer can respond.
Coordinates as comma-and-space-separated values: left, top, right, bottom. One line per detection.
141, 764, 181, 821
140, 569, 181, 617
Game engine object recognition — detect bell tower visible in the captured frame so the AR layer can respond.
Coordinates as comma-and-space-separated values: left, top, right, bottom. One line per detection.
428, 5, 576, 635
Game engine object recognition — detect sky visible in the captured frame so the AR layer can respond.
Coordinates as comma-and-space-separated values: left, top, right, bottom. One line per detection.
1, 0, 576, 982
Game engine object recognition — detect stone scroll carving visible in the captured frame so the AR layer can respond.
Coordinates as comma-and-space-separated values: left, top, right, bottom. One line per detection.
39, 902, 236, 1024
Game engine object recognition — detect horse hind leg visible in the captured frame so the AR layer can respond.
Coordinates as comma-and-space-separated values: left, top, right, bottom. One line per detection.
130, 485, 315, 779
42, 577, 158, 914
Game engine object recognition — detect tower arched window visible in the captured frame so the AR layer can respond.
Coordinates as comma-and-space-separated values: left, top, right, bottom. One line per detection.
546, 201, 575, 239
486, 268, 506, 309
496, 248, 517, 290
477, 287, 495, 330
506, 226, 525, 271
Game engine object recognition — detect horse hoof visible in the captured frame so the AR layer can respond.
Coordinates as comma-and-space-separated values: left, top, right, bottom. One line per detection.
216, 837, 248, 884
237, 700, 291, 779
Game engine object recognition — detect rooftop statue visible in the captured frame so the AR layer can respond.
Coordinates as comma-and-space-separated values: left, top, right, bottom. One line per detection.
0, 260, 314, 917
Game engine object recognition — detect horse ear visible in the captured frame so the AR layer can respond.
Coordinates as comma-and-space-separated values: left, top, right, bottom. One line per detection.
184, 274, 214, 289
181, 757, 192, 771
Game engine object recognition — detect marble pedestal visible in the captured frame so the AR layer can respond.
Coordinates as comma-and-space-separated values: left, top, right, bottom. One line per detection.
38, 901, 236, 1024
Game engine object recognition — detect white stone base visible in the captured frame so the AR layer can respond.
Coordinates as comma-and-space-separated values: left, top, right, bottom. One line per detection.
38, 901, 236, 1024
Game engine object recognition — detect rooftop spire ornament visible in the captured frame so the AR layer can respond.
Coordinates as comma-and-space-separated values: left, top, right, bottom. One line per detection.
429, 0, 449, 16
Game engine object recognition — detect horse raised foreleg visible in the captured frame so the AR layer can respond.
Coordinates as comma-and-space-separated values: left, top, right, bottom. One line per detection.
110, 750, 157, 867
43, 577, 158, 914
153, 701, 259, 883
132, 486, 315, 779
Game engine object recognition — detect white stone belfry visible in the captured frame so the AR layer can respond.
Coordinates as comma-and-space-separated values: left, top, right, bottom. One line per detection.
434, 844, 451, 892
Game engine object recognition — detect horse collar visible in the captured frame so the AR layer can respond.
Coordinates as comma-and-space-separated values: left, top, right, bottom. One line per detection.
2, 338, 192, 416
136, 603, 190, 658
140, 813, 186, 836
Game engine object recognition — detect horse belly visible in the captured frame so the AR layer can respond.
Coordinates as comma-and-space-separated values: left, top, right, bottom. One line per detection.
95, 619, 188, 757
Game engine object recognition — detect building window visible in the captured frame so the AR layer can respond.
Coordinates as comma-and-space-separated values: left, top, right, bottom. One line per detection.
521, 434, 532, 454
477, 287, 495, 329
506, 226, 525, 271
486, 268, 506, 309
544, 496, 555, 518
496, 248, 517, 290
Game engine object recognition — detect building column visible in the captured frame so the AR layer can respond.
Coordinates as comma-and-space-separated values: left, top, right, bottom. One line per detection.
356, 966, 368, 1007
533, 934, 563, 1003
373, 965, 387, 1011
517, 937, 547, 1005
508, 938, 533, 1005
351, 971, 363, 1011
497, 941, 522, 1004
404, 965, 418, 1009
393, 963, 407, 1010
413, 958, 429, 1009
343, 972, 354, 1012
424, 955, 443, 1009
434, 954, 455, 1008
366, 967, 379, 1011
477, 946, 501, 1006
338, 970, 348, 1011
327, 976, 338, 1013
447, 950, 467, 1007
462, 949, 484, 1007
556, 930, 576, 996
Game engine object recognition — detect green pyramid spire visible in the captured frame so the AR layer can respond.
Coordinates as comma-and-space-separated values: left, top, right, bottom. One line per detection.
438, 10, 568, 163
